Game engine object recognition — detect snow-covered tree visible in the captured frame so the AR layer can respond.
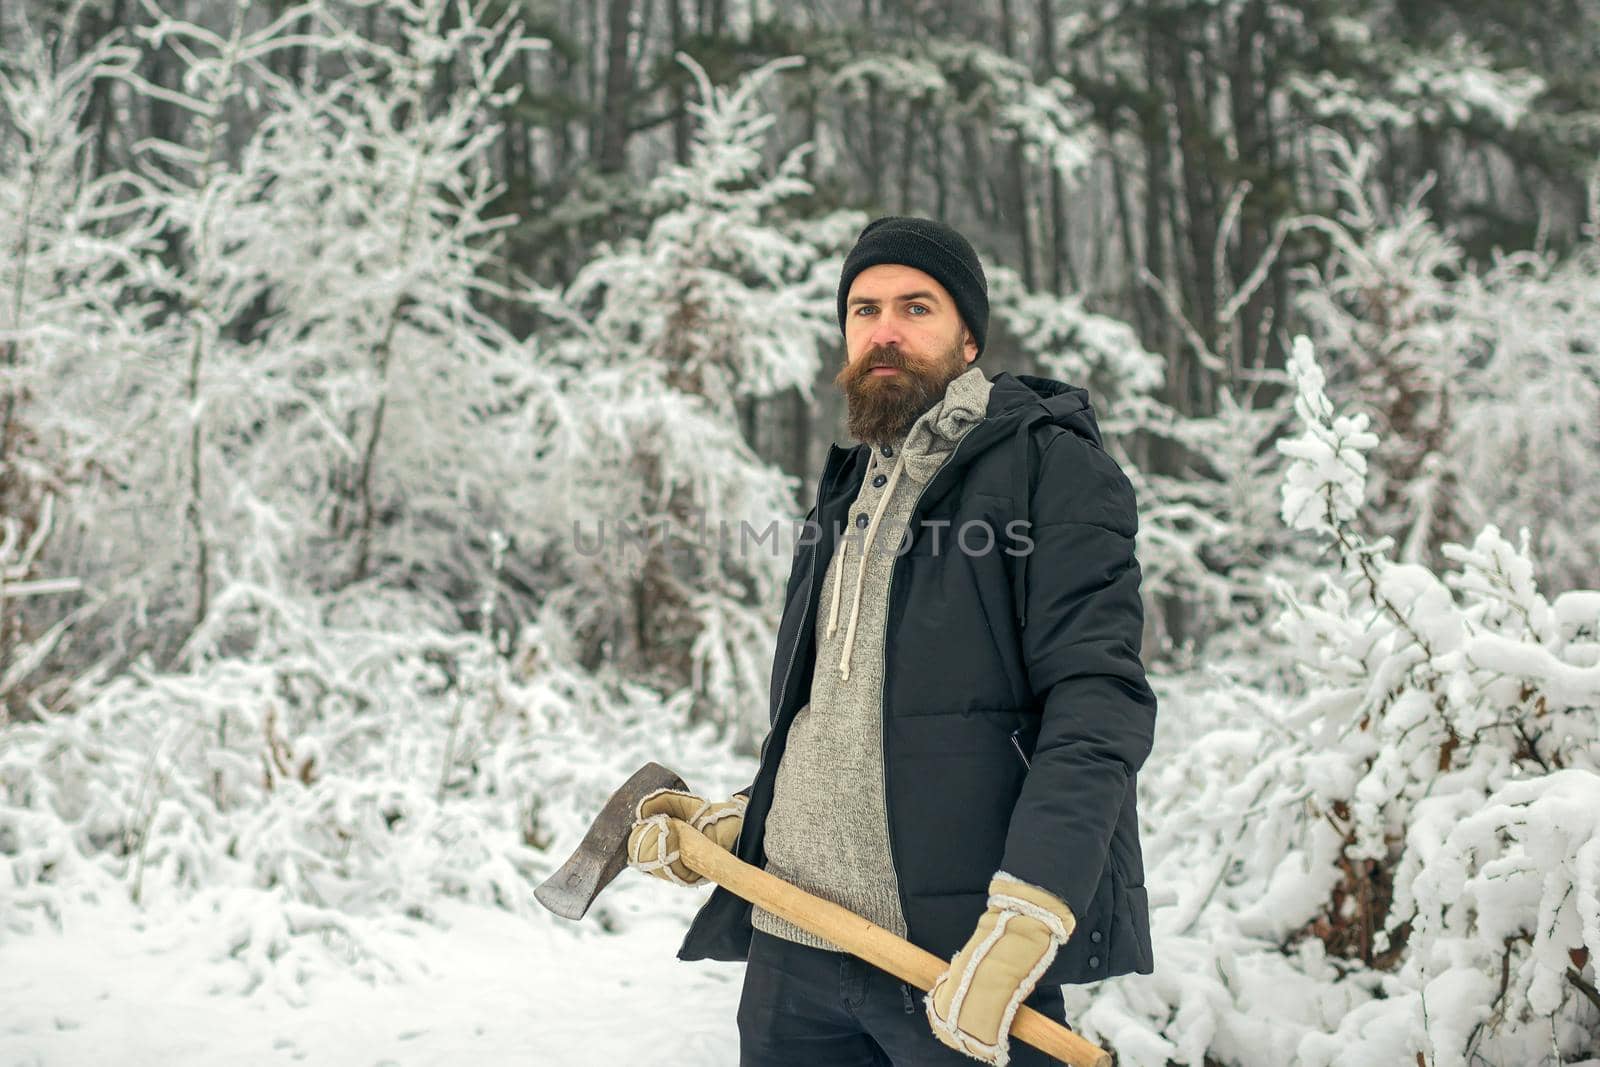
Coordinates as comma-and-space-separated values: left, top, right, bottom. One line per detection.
229, 0, 546, 595
6, 0, 557, 686
1297, 130, 1600, 594
1273, 337, 1600, 1065
1061, 337, 1600, 1066
829, 40, 1094, 189
0, 0, 632, 998
0, 11, 161, 715
526, 52, 848, 747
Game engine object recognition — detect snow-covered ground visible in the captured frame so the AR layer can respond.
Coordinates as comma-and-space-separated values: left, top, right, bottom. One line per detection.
3, 880, 744, 1066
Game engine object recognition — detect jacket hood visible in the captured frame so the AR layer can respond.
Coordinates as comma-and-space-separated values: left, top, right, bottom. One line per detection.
984, 371, 1104, 448
892, 365, 992, 486
946, 370, 1107, 631
979, 374, 1107, 630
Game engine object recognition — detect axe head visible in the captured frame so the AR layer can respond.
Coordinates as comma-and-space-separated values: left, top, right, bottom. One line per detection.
534, 761, 687, 920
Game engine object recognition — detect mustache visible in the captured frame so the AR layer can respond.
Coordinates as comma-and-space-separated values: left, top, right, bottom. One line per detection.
832, 343, 937, 394
853, 346, 913, 379
864, 346, 906, 369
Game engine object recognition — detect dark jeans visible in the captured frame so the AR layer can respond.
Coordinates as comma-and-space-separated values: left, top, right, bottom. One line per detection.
738, 929, 1071, 1066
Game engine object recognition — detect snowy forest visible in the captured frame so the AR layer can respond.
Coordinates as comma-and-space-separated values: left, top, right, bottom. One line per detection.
2, 0, 1598, 1063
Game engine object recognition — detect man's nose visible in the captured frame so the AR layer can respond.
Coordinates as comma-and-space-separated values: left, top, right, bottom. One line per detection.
868, 312, 905, 347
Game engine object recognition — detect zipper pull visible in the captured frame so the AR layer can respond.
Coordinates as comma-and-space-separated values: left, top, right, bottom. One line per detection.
901, 982, 915, 1014
1009, 727, 1032, 769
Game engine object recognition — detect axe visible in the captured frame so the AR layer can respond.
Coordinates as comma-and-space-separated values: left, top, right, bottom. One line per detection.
535, 762, 1112, 1067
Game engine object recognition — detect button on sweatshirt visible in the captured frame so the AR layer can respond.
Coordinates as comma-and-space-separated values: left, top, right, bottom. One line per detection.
753, 365, 994, 950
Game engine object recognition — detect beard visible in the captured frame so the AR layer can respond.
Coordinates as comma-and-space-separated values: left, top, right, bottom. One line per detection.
834, 334, 969, 448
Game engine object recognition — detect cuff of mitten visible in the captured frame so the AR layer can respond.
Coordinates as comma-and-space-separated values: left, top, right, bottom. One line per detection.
989, 871, 1077, 943
692, 792, 747, 831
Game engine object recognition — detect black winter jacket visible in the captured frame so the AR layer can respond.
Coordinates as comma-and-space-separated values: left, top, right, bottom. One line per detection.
678, 371, 1157, 985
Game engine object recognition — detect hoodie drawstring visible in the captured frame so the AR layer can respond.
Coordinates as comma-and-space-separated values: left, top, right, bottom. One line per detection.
826, 447, 908, 681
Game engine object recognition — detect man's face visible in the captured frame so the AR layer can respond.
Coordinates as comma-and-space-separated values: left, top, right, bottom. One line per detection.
835, 264, 979, 447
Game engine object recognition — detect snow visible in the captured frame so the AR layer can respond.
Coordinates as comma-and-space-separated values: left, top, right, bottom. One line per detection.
2, 888, 744, 1066
1277, 336, 1379, 535
5, 326, 1599, 1059
3, 3, 1599, 1065
1297, 130, 1600, 595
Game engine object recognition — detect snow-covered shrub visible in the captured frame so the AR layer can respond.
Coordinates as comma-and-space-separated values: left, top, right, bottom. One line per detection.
1064, 338, 1600, 1066
1, 4, 774, 1004
1278, 340, 1599, 1060
0, 566, 749, 1000
1, 0, 556, 685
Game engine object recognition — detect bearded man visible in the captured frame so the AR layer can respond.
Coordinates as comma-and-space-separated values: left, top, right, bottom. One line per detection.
627, 216, 1157, 1066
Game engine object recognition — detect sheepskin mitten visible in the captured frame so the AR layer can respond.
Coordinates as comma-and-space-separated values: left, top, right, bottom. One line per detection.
925, 872, 1077, 1065
625, 789, 747, 887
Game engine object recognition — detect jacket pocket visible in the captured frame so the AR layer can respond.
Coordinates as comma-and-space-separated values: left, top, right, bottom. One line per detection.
1008, 711, 1041, 770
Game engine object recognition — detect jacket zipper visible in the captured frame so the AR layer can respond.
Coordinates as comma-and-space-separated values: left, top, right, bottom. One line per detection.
879, 433, 973, 935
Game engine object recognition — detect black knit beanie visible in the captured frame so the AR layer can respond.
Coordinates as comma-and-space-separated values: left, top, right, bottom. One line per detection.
836, 215, 990, 357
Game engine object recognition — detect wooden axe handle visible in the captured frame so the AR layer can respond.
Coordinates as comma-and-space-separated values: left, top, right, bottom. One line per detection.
674, 820, 1112, 1067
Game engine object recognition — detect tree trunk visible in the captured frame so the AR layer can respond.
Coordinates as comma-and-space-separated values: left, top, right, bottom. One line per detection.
960, 123, 992, 222
1259, 3, 1292, 376
997, 0, 1036, 287
1169, 28, 1220, 386
1142, 27, 1172, 368
789, 387, 811, 510
669, 0, 690, 164
899, 103, 917, 214
1037, 0, 1077, 293
1226, 0, 1267, 380
598, 0, 636, 174
803, 86, 819, 186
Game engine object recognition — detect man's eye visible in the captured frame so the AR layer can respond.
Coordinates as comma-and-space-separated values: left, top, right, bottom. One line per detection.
908, 304, 928, 314
855, 306, 876, 315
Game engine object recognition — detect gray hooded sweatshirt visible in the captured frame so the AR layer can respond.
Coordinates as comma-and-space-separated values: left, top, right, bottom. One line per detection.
752, 365, 994, 950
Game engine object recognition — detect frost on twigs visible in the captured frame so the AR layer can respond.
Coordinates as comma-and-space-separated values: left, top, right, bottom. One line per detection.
0, 585, 742, 1000
1067, 338, 1600, 1067
0, 0, 758, 1003
1276, 336, 1380, 540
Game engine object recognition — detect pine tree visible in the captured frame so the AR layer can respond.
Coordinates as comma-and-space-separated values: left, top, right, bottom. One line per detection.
527, 52, 848, 746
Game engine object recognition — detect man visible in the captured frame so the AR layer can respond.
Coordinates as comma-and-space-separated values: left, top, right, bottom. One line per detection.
627, 216, 1156, 1065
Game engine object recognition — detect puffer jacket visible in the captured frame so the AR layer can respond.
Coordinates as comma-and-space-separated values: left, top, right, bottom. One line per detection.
678, 371, 1158, 985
